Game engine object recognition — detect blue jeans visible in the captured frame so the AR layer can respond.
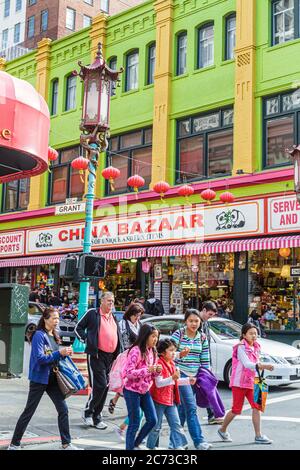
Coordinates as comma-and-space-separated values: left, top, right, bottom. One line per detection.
177, 374, 205, 447
147, 401, 188, 449
123, 388, 157, 450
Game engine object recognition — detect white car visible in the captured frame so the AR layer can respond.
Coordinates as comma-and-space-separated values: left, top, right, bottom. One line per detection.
141, 315, 300, 387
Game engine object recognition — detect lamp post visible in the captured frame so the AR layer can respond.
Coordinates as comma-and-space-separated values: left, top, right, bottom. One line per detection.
72, 44, 122, 352
287, 145, 300, 202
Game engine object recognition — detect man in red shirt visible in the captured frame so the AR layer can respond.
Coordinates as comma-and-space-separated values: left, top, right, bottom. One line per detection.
75, 292, 123, 429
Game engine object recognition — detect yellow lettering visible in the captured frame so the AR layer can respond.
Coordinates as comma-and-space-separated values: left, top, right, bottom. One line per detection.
1, 129, 12, 140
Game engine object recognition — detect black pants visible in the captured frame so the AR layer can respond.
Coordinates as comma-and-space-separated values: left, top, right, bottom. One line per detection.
84, 350, 114, 424
11, 373, 71, 446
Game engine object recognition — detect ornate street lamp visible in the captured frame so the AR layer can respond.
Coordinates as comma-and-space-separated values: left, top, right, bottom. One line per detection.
72, 43, 123, 353
287, 145, 300, 202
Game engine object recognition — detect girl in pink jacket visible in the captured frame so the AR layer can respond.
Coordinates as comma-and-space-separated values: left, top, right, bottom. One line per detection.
218, 323, 274, 445
123, 323, 162, 450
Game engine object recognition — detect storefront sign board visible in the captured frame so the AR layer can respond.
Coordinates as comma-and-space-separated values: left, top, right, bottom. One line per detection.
290, 266, 300, 277
268, 195, 300, 233
0, 231, 25, 257
26, 201, 264, 254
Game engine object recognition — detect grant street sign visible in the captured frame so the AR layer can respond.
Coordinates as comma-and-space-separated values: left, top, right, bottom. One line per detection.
55, 201, 86, 215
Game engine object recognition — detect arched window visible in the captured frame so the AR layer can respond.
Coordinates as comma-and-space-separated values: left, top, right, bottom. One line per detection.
147, 42, 156, 85
225, 14, 236, 60
197, 23, 214, 69
176, 32, 187, 75
51, 79, 59, 115
125, 50, 139, 92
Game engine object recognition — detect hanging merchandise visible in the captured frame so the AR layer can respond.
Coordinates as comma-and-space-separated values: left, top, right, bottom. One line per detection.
220, 191, 235, 204
102, 166, 121, 191
142, 258, 151, 273
116, 261, 122, 274
178, 184, 194, 204
127, 174, 145, 193
200, 188, 216, 204
153, 181, 171, 201
71, 156, 89, 183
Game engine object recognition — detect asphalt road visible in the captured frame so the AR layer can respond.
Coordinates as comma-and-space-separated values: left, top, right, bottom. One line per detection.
1, 343, 299, 451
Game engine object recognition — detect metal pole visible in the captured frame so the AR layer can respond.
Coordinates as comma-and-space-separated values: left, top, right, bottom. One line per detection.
72, 143, 99, 353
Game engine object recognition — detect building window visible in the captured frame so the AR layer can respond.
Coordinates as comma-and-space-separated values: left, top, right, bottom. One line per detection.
27, 15, 35, 38
125, 51, 139, 92
225, 14, 236, 60
176, 108, 233, 182
263, 91, 300, 168
100, 0, 109, 13
2, 29, 8, 50
84, 0, 93, 4
4, 0, 10, 17
16, 0, 22, 11
272, 0, 299, 45
41, 9, 48, 32
28, 0, 36, 5
198, 23, 214, 69
48, 146, 84, 204
51, 79, 59, 115
147, 43, 155, 85
177, 32, 187, 75
65, 74, 76, 111
106, 128, 152, 195
83, 15, 92, 28
66, 7, 76, 30
14, 23, 21, 43
109, 56, 117, 96
2, 179, 30, 212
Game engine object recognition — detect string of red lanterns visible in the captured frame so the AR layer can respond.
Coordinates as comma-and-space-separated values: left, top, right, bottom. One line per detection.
153, 181, 171, 201
102, 166, 121, 191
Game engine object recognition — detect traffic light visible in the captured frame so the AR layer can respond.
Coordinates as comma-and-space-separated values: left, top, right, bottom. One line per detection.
78, 255, 106, 278
59, 255, 78, 279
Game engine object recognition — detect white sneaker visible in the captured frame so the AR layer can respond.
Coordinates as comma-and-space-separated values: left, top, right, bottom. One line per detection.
61, 443, 84, 450
195, 442, 213, 450
7, 444, 21, 450
255, 435, 273, 445
114, 426, 125, 442
218, 429, 233, 442
81, 410, 94, 427
95, 420, 108, 430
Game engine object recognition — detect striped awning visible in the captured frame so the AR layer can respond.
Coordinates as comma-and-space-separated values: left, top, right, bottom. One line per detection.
97, 247, 148, 260
0, 254, 65, 268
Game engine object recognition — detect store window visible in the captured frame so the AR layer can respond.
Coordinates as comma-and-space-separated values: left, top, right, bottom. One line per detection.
1, 178, 30, 212
225, 14, 236, 60
125, 50, 139, 92
106, 128, 152, 195
197, 23, 214, 69
48, 145, 85, 204
177, 32, 187, 76
176, 108, 233, 182
249, 248, 300, 331
272, 0, 299, 45
263, 90, 300, 168
105, 260, 140, 309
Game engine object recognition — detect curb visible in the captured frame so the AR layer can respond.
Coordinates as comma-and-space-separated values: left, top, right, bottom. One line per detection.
0, 436, 61, 450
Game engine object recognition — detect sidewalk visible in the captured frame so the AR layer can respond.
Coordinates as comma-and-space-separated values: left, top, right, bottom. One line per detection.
0, 375, 127, 450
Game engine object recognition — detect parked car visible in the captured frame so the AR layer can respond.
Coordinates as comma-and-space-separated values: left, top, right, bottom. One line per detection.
25, 302, 77, 345
141, 315, 300, 387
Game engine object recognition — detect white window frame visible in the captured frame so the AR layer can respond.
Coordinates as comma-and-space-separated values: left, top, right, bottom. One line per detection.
66, 7, 76, 31
198, 24, 214, 69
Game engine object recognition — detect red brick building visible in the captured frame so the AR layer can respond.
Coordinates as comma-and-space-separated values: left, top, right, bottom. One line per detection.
23, 0, 145, 50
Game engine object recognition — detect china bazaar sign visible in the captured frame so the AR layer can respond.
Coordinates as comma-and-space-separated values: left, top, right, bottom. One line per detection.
26, 206, 205, 254
0, 231, 25, 257
268, 195, 300, 233
26, 201, 264, 255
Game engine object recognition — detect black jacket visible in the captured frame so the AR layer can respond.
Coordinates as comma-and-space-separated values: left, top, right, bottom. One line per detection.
74, 308, 123, 358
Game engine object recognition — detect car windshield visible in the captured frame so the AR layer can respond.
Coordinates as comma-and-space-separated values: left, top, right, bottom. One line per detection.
209, 320, 241, 340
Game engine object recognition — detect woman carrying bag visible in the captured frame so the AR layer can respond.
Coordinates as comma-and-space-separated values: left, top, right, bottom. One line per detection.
8, 307, 82, 451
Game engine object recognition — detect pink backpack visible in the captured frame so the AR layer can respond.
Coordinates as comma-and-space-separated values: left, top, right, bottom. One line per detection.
108, 350, 129, 394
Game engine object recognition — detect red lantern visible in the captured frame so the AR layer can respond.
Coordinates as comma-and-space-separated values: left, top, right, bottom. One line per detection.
279, 248, 291, 258
178, 184, 194, 204
102, 166, 121, 191
127, 175, 145, 193
71, 156, 89, 183
220, 191, 235, 204
48, 147, 58, 162
153, 181, 170, 201
201, 188, 216, 204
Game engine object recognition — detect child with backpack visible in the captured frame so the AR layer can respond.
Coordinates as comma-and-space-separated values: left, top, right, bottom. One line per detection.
147, 338, 194, 450
122, 323, 162, 450
218, 323, 274, 445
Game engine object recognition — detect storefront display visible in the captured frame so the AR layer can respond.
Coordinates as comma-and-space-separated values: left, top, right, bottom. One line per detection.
104, 259, 141, 309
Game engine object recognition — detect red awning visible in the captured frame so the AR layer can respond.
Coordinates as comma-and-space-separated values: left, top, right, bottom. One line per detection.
97, 247, 148, 260
0, 254, 65, 268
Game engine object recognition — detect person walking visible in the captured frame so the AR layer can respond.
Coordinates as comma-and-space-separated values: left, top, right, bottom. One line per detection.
218, 323, 274, 445
123, 323, 161, 450
145, 291, 165, 316
8, 307, 82, 450
147, 338, 193, 450
199, 300, 224, 425
108, 302, 143, 441
75, 291, 123, 430
171, 309, 212, 450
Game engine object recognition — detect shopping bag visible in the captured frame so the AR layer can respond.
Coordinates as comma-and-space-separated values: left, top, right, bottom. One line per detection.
57, 356, 87, 392
108, 350, 129, 394
254, 366, 268, 412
